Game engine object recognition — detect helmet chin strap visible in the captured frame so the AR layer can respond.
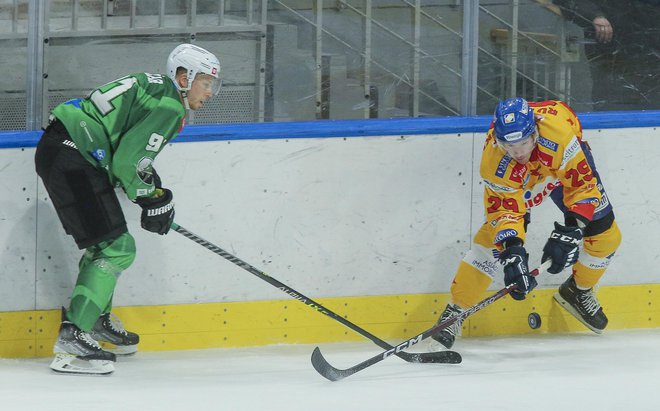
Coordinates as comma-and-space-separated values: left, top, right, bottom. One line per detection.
181, 90, 190, 110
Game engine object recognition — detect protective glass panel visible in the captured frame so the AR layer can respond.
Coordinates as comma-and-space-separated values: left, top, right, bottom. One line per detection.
0, 0, 28, 130
478, 0, 659, 113
4, 0, 659, 130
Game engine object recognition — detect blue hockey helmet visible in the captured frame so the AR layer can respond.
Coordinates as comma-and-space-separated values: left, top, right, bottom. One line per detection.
493, 97, 536, 144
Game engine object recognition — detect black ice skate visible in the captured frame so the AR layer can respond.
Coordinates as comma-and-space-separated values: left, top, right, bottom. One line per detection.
90, 312, 140, 355
50, 312, 116, 375
554, 276, 608, 333
430, 303, 464, 349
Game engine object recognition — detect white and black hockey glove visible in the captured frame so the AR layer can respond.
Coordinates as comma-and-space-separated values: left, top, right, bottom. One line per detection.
499, 245, 537, 301
541, 222, 583, 274
136, 188, 175, 235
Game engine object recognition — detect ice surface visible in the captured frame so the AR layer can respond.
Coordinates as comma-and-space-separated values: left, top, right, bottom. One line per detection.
2, 329, 659, 411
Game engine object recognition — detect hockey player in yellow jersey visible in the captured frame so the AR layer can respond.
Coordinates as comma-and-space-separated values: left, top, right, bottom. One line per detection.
431, 97, 621, 349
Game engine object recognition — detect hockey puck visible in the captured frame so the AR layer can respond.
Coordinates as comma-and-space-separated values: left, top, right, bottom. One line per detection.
528, 312, 542, 329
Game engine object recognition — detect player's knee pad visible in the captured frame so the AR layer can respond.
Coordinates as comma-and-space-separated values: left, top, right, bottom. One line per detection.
580, 220, 621, 270
91, 232, 137, 276
574, 221, 621, 288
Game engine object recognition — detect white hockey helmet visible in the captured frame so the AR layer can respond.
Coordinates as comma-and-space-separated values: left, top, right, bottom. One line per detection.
166, 43, 221, 95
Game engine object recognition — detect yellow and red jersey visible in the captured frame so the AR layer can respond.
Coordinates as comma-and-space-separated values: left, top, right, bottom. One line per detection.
480, 100, 602, 246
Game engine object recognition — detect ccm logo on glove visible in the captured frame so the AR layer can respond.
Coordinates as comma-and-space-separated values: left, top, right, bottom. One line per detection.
549, 232, 580, 245
542, 222, 583, 274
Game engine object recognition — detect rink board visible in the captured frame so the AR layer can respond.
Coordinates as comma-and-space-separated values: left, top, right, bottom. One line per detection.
0, 283, 657, 358
1, 113, 659, 358
2, 126, 659, 311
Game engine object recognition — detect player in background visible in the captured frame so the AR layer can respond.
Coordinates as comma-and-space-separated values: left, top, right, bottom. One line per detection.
431, 97, 621, 349
35, 44, 221, 375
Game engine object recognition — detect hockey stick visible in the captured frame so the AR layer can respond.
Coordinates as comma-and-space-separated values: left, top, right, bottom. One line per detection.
311, 260, 552, 381
172, 222, 461, 364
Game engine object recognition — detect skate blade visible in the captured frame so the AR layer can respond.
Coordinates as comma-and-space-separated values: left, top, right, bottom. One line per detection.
553, 292, 604, 335
50, 354, 115, 375
100, 342, 138, 356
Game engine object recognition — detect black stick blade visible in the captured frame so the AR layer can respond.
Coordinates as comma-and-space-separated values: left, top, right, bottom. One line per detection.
412, 350, 462, 364
311, 347, 353, 382
310, 347, 462, 382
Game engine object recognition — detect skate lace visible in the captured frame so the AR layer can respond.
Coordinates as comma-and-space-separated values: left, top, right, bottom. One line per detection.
578, 289, 601, 316
440, 306, 464, 336
107, 313, 128, 336
76, 329, 102, 349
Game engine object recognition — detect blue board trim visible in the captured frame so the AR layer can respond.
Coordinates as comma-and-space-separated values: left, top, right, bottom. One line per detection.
1, 110, 659, 149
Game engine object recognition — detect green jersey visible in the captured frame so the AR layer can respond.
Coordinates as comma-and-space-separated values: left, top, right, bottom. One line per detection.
52, 72, 186, 201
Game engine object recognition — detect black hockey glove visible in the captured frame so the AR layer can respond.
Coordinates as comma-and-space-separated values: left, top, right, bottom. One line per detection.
541, 222, 583, 274
499, 245, 537, 301
136, 188, 175, 235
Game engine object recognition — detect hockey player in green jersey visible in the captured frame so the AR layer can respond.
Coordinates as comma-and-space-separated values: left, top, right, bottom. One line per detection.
35, 43, 221, 375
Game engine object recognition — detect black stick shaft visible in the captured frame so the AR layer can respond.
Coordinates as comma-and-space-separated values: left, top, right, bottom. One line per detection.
171, 222, 449, 364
